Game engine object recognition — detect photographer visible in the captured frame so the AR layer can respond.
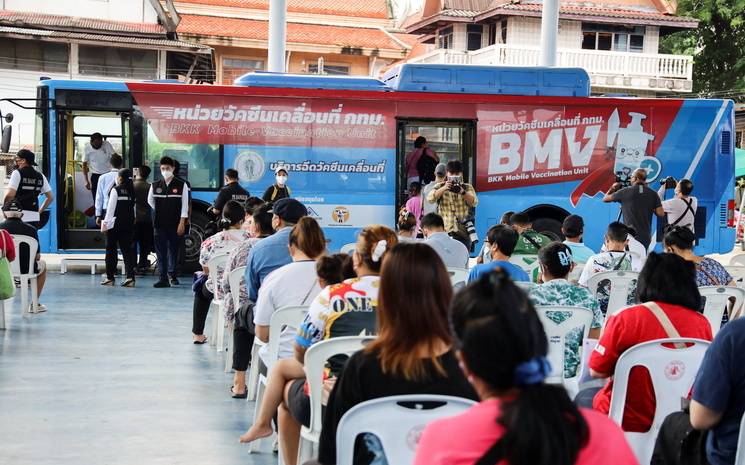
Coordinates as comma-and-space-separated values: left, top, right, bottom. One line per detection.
603, 168, 663, 250
658, 178, 697, 234
426, 159, 478, 251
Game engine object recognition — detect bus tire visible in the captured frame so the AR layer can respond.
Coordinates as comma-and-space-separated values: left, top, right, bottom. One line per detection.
184, 210, 211, 273
532, 217, 564, 242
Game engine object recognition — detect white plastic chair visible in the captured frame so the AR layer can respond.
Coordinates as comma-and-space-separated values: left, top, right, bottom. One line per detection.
698, 286, 745, 335
335, 394, 477, 464
249, 305, 309, 454
586, 270, 640, 316
608, 338, 711, 465
509, 254, 540, 282
535, 305, 594, 399
735, 411, 745, 465
9, 235, 39, 316
569, 261, 585, 284
446, 267, 469, 288
297, 335, 376, 463
225, 266, 246, 373
339, 243, 356, 255
515, 281, 536, 292
206, 252, 230, 350
729, 254, 745, 267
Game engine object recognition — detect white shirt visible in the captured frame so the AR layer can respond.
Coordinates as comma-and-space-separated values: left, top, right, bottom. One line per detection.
600, 236, 648, 262
83, 141, 116, 174
7, 170, 51, 223
252, 261, 322, 365
658, 186, 697, 234
146, 179, 190, 219
424, 231, 470, 269
95, 169, 119, 217
578, 250, 642, 287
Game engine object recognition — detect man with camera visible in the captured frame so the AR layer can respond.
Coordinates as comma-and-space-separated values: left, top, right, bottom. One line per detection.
426, 159, 478, 251
603, 168, 663, 250
658, 177, 697, 234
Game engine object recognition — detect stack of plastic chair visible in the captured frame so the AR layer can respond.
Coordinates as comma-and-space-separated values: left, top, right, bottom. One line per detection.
608, 338, 711, 465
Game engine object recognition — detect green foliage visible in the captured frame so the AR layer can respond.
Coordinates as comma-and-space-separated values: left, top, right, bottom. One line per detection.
666, 0, 745, 94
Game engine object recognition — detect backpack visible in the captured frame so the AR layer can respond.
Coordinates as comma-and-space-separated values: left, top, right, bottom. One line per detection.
417, 149, 437, 184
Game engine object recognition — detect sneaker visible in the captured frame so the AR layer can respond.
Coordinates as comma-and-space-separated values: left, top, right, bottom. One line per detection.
30, 302, 47, 313
153, 280, 170, 288
169, 277, 180, 285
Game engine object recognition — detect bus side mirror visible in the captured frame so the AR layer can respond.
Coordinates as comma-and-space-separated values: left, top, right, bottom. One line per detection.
1, 125, 11, 154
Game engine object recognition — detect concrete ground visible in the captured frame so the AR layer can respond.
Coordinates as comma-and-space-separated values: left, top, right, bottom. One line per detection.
0, 258, 278, 465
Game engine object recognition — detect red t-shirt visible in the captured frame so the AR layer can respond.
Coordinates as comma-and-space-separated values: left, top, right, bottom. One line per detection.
589, 301, 713, 432
0, 229, 16, 261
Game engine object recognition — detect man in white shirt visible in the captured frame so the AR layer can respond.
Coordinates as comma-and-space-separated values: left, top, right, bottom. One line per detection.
658, 178, 697, 234
94, 154, 124, 226
421, 212, 469, 269
83, 132, 117, 205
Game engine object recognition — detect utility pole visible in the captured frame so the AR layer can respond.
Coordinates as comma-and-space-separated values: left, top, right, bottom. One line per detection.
268, 0, 287, 72
539, 0, 559, 67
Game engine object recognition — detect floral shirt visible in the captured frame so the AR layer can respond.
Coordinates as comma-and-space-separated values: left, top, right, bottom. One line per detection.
199, 229, 253, 293
221, 237, 262, 322
529, 279, 604, 378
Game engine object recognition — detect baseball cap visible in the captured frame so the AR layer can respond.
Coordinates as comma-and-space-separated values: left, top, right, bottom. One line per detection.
3, 199, 22, 212
562, 215, 584, 236
16, 149, 37, 166
268, 198, 306, 224
435, 163, 446, 177
275, 166, 289, 175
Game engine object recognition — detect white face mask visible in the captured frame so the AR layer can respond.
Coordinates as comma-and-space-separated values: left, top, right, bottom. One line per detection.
161, 169, 173, 179
276, 175, 287, 185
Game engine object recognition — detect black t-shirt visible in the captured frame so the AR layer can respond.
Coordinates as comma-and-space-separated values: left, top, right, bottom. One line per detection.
212, 181, 249, 212
612, 184, 662, 242
318, 349, 478, 464
0, 218, 39, 274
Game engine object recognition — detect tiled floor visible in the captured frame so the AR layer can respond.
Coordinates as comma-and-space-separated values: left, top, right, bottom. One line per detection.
0, 270, 278, 465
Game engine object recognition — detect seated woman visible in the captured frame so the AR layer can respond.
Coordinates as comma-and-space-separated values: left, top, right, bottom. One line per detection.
239, 225, 398, 465
528, 242, 604, 379
414, 269, 638, 465
583, 252, 713, 432
191, 200, 252, 344
404, 182, 423, 237
318, 242, 478, 465
396, 207, 418, 242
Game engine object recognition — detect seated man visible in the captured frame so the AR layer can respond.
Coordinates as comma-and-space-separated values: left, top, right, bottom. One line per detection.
468, 224, 528, 282
511, 212, 550, 255
561, 214, 595, 262
421, 213, 469, 269
0, 200, 47, 311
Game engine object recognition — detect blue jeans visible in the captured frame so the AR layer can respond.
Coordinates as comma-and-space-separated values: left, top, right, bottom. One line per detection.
153, 226, 180, 280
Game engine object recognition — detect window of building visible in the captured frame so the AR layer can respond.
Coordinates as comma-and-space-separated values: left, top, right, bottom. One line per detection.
438, 26, 453, 49
308, 64, 349, 75
222, 58, 264, 84
467, 25, 483, 51
0, 38, 68, 73
582, 23, 645, 53
79, 45, 157, 79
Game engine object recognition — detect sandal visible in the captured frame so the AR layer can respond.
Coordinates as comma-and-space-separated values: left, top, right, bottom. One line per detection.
193, 335, 208, 344
230, 386, 248, 399
120, 279, 136, 287
100, 279, 115, 286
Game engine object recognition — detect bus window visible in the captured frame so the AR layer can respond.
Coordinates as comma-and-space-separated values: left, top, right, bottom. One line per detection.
145, 125, 219, 189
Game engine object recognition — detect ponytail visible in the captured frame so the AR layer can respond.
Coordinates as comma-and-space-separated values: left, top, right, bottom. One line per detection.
356, 225, 398, 273
219, 200, 245, 231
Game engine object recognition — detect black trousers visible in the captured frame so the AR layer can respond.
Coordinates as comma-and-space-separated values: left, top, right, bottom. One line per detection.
192, 284, 213, 335
91, 172, 101, 206
132, 221, 153, 268
105, 227, 136, 280
232, 326, 255, 372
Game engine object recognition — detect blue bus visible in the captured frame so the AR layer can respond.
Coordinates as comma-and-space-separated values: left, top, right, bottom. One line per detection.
12, 64, 737, 269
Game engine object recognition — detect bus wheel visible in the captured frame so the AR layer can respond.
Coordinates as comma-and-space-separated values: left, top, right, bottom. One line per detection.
184, 210, 210, 273
532, 217, 564, 242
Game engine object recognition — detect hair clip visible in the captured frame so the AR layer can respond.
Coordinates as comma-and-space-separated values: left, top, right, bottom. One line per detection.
371, 239, 388, 262
513, 356, 551, 387
558, 249, 572, 267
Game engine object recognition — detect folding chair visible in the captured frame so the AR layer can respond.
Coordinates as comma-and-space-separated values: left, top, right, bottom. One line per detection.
249, 305, 309, 454
586, 270, 640, 316
535, 305, 594, 398
206, 252, 230, 350
608, 338, 711, 465
698, 286, 745, 335
225, 265, 246, 373
9, 235, 39, 316
297, 336, 375, 463
336, 395, 476, 464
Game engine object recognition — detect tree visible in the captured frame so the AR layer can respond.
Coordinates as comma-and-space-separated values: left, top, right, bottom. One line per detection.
660, 0, 745, 95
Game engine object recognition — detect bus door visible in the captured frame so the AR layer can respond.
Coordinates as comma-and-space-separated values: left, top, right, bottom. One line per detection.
58, 112, 130, 250
396, 119, 476, 218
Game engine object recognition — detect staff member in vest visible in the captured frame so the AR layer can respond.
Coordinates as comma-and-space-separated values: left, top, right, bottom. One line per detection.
94, 154, 124, 227
101, 169, 137, 287
83, 132, 117, 205
147, 156, 189, 288
4, 149, 53, 229
262, 166, 290, 202
212, 168, 249, 216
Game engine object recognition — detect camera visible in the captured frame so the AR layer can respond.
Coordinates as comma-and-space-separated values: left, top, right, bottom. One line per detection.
659, 176, 677, 189
460, 214, 479, 245
448, 175, 462, 194
614, 171, 631, 188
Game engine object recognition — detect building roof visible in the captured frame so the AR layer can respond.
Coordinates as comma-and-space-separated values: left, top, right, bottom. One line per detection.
0, 11, 166, 36
178, 14, 412, 53
172, 0, 391, 19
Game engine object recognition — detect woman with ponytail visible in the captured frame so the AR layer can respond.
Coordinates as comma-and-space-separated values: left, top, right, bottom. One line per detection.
101, 168, 137, 287
414, 269, 638, 465
191, 200, 252, 344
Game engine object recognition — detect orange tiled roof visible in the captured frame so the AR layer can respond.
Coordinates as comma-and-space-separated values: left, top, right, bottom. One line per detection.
173, 0, 390, 19
179, 14, 410, 50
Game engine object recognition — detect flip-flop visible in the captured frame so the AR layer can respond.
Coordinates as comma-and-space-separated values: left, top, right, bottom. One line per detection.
193, 336, 208, 345
231, 386, 248, 399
